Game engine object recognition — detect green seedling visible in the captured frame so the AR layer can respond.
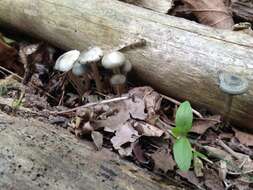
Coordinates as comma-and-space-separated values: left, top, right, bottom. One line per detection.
172, 101, 205, 171
0, 85, 8, 96
12, 91, 24, 110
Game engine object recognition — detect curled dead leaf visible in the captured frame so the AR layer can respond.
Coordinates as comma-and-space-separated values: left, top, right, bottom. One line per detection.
233, 128, 253, 147
133, 121, 164, 137
111, 122, 139, 150
192, 115, 221, 134
151, 148, 176, 172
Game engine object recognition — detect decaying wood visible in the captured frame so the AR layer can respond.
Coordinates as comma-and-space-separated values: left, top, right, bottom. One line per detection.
121, 0, 174, 13
0, 0, 253, 130
0, 112, 181, 190
231, 0, 253, 22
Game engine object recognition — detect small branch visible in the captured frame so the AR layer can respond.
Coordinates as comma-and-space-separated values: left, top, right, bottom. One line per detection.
217, 139, 242, 160
161, 94, 204, 118
50, 96, 130, 115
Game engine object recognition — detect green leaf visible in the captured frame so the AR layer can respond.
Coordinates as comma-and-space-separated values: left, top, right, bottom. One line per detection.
173, 137, 193, 171
173, 101, 193, 137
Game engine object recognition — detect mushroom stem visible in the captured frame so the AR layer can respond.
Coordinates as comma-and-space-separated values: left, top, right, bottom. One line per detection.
114, 83, 125, 96
224, 95, 233, 126
113, 68, 121, 74
110, 74, 126, 96
90, 62, 103, 92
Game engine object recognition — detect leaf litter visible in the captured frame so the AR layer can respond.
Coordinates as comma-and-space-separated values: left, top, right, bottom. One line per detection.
0, 32, 253, 190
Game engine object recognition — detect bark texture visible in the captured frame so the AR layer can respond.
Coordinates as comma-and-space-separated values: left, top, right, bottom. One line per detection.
0, 0, 253, 130
0, 111, 181, 190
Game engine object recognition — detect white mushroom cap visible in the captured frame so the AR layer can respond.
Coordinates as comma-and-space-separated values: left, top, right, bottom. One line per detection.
54, 50, 80, 72
121, 60, 132, 74
72, 62, 88, 76
102, 51, 126, 69
78, 47, 103, 64
110, 74, 126, 85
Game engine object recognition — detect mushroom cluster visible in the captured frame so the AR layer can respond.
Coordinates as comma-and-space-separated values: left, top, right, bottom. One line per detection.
54, 48, 132, 95
102, 51, 132, 95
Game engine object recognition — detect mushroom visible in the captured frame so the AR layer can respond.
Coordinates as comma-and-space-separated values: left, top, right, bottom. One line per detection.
77, 47, 104, 92
219, 72, 249, 125
121, 60, 132, 75
102, 51, 126, 74
110, 74, 126, 95
72, 62, 88, 76
54, 50, 80, 72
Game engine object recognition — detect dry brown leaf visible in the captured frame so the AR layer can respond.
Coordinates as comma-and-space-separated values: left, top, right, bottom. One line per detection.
129, 86, 161, 121
0, 38, 22, 75
133, 142, 149, 164
95, 96, 147, 133
234, 177, 252, 190
118, 144, 134, 157
133, 121, 164, 137
228, 138, 253, 158
233, 128, 253, 147
191, 115, 221, 134
204, 168, 224, 190
177, 170, 201, 187
151, 148, 176, 172
111, 122, 139, 150
193, 156, 204, 177
82, 122, 94, 134
182, 0, 234, 29
91, 131, 103, 150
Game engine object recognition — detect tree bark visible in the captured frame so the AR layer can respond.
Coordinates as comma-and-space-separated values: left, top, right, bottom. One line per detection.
0, 0, 253, 130
0, 111, 181, 190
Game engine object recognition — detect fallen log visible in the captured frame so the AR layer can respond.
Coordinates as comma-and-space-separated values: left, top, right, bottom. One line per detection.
0, 111, 181, 190
0, 0, 253, 130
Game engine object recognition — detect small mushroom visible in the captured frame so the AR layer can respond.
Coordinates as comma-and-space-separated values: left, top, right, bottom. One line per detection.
72, 62, 88, 76
78, 47, 104, 92
102, 51, 126, 74
110, 74, 126, 95
219, 72, 249, 125
54, 50, 80, 72
121, 60, 132, 75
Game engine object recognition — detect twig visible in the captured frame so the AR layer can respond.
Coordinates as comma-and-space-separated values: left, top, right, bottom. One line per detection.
217, 139, 242, 160
50, 96, 130, 115
161, 94, 204, 118
194, 117, 221, 122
